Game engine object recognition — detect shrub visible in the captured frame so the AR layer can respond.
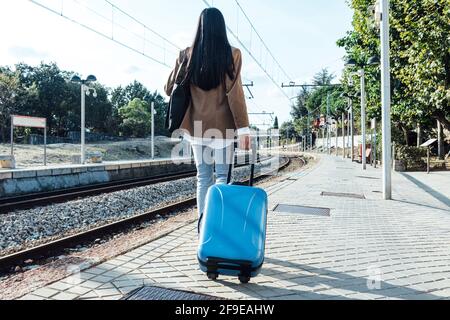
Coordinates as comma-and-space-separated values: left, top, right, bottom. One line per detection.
395, 145, 427, 171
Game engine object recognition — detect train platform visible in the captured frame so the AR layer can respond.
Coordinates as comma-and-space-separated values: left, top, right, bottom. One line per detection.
0, 157, 194, 198
19, 154, 450, 300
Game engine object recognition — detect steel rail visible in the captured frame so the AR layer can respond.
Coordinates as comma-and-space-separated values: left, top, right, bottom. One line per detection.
0, 156, 291, 272
0, 156, 270, 214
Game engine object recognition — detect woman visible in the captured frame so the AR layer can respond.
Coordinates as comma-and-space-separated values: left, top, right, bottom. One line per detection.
165, 7, 251, 219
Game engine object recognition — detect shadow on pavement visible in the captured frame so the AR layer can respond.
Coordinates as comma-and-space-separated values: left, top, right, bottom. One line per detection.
252, 257, 440, 300
399, 173, 450, 208
392, 199, 450, 213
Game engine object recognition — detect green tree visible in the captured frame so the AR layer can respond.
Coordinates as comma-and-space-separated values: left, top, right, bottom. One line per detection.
337, 0, 450, 145
112, 81, 169, 136
14, 62, 75, 136
273, 116, 279, 130
313, 69, 335, 86
289, 69, 346, 136
290, 86, 310, 120
280, 121, 298, 141
0, 70, 20, 142
118, 98, 152, 138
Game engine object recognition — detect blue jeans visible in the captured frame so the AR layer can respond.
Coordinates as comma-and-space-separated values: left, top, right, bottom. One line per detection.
192, 144, 234, 217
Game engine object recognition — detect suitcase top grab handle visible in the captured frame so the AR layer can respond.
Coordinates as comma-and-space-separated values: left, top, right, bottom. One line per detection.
227, 137, 258, 187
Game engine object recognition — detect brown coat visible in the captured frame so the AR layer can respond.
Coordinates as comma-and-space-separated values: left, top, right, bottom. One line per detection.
164, 47, 249, 140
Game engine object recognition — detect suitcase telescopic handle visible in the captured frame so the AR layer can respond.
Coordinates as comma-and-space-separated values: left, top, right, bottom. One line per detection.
227, 136, 257, 186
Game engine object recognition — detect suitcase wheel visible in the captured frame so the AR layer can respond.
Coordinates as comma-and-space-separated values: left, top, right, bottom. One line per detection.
207, 273, 219, 281
239, 276, 251, 284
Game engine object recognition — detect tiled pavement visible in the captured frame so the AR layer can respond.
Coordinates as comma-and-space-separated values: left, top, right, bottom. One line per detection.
20, 154, 450, 300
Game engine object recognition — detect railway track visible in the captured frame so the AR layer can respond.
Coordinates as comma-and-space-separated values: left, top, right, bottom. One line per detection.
0, 155, 270, 214
0, 156, 291, 272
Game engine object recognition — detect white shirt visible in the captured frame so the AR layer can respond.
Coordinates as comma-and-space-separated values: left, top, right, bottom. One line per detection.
183, 127, 250, 149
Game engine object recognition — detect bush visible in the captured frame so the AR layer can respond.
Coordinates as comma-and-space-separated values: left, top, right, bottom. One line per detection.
395, 145, 427, 171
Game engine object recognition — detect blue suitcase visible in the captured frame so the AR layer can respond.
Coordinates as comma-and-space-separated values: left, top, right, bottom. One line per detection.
198, 147, 268, 284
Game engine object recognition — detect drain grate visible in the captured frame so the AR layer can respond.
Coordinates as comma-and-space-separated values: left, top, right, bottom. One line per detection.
122, 286, 224, 301
321, 192, 365, 200
273, 204, 331, 217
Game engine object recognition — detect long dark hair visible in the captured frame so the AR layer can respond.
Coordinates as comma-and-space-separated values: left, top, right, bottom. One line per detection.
186, 8, 235, 91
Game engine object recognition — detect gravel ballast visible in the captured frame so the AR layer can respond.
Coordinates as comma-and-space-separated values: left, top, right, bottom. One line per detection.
0, 159, 279, 255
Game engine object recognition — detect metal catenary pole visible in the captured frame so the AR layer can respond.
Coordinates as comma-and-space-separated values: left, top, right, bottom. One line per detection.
350, 99, 355, 161
342, 113, 346, 159
437, 120, 443, 159
360, 69, 367, 170
10, 116, 14, 158
81, 84, 86, 164
44, 120, 47, 166
417, 123, 421, 147
373, 118, 377, 168
335, 125, 339, 157
151, 102, 155, 160
381, 0, 392, 200
327, 94, 331, 155
347, 111, 351, 158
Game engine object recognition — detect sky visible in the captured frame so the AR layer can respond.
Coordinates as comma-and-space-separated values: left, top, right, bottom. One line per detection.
0, 0, 353, 127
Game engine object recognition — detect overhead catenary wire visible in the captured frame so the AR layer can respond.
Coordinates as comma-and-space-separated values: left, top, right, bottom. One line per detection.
28, 0, 178, 68
234, 0, 292, 82
72, 0, 176, 55
104, 0, 181, 51
202, 0, 291, 102
71, 0, 177, 55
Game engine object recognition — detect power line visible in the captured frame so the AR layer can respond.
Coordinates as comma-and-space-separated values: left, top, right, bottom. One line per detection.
234, 0, 292, 82
104, 0, 181, 51
70, 0, 178, 56
201, 0, 291, 101
28, 0, 178, 68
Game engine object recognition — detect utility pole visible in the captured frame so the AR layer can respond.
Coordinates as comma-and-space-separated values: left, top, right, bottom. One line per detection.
151, 102, 155, 160
373, 118, 377, 168
417, 123, 421, 147
350, 99, 354, 161
381, 0, 392, 199
437, 120, 443, 159
81, 83, 86, 164
327, 93, 331, 155
71, 75, 97, 165
342, 113, 346, 159
360, 69, 367, 170
335, 125, 339, 157
307, 114, 311, 151
347, 111, 351, 158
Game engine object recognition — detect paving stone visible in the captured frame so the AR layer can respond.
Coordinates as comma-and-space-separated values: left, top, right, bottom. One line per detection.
32, 287, 60, 299
117, 286, 140, 295
91, 275, 117, 283
66, 286, 92, 296
52, 292, 79, 300
78, 291, 100, 300
94, 288, 122, 298
27, 155, 450, 300
19, 294, 46, 300
85, 268, 108, 276
48, 281, 74, 291
79, 280, 105, 290
113, 279, 145, 288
